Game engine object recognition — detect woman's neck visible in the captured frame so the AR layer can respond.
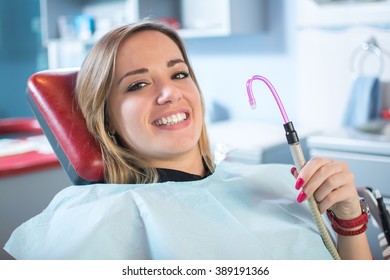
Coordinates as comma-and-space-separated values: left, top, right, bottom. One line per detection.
149, 148, 205, 177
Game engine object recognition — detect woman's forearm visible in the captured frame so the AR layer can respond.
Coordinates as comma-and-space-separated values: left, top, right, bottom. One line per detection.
337, 232, 372, 259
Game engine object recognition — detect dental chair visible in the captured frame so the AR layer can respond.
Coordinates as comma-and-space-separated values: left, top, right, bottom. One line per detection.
26, 68, 104, 185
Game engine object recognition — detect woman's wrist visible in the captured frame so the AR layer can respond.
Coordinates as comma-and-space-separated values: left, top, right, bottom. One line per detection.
333, 195, 363, 219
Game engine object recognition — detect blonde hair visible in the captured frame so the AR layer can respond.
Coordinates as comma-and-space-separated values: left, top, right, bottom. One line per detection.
76, 20, 214, 184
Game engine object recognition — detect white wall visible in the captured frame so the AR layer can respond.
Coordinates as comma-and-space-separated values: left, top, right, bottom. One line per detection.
296, 0, 390, 132
185, 0, 299, 126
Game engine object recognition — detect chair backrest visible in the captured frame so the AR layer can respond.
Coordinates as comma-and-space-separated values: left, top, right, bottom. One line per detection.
26, 68, 104, 185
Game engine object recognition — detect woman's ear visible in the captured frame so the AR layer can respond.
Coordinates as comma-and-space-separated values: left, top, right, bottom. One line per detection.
107, 130, 118, 145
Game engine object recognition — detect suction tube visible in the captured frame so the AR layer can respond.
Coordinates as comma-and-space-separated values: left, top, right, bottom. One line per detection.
246, 75, 341, 260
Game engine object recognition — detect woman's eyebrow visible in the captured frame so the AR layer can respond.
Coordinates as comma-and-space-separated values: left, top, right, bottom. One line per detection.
117, 68, 148, 85
167, 59, 186, 67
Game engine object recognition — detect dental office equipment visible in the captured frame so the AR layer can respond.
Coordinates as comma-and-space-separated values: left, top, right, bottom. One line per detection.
246, 75, 341, 260
343, 37, 388, 127
374, 189, 390, 246
349, 37, 388, 79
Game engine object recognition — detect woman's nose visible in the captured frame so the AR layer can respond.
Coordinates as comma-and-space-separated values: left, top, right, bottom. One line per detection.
156, 83, 182, 104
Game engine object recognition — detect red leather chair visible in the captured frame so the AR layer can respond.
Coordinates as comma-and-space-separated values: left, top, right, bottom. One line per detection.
26, 68, 104, 184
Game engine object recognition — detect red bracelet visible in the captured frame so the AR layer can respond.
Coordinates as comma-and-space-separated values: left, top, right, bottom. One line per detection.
330, 221, 367, 236
326, 210, 369, 236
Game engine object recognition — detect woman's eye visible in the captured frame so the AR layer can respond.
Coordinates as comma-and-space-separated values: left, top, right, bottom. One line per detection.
127, 81, 148, 92
172, 71, 189, 80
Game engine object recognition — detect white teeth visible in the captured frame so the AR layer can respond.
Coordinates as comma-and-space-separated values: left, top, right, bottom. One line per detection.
154, 113, 187, 126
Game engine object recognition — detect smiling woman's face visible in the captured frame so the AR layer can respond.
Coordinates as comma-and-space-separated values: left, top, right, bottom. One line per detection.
108, 30, 203, 169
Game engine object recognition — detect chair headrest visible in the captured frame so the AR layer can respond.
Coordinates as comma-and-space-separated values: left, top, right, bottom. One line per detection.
26, 68, 104, 184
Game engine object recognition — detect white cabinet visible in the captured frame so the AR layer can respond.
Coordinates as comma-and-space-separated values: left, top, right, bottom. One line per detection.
297, 0, 390, 28
41, 0, 266, 69
179, 0, 266, 38
307, 129, 390, 197
41, 0, 266, 44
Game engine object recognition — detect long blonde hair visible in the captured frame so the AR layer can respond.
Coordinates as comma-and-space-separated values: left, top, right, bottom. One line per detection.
76, 20, 214, 184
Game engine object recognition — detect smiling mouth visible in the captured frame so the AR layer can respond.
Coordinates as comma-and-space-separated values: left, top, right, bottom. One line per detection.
153, 112, 188, 126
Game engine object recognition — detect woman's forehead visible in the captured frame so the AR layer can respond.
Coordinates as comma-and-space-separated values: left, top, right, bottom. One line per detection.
115, 30, 184, 70
120, 30, 181, 56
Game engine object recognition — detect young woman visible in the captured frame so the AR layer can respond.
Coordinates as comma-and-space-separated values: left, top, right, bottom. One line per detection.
5, 21, 372, 260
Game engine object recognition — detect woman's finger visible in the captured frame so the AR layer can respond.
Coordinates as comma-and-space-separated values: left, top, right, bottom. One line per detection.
293, 157, 333, 193
310, 161, 352, 202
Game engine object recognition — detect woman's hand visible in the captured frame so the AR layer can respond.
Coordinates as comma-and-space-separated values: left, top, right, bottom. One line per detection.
291, 157, 362, 220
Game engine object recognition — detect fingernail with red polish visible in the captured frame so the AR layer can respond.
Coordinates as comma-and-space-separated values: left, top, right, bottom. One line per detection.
290, 167, 296, 175
297, 191, 307, 203
295, 178, 304, 190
